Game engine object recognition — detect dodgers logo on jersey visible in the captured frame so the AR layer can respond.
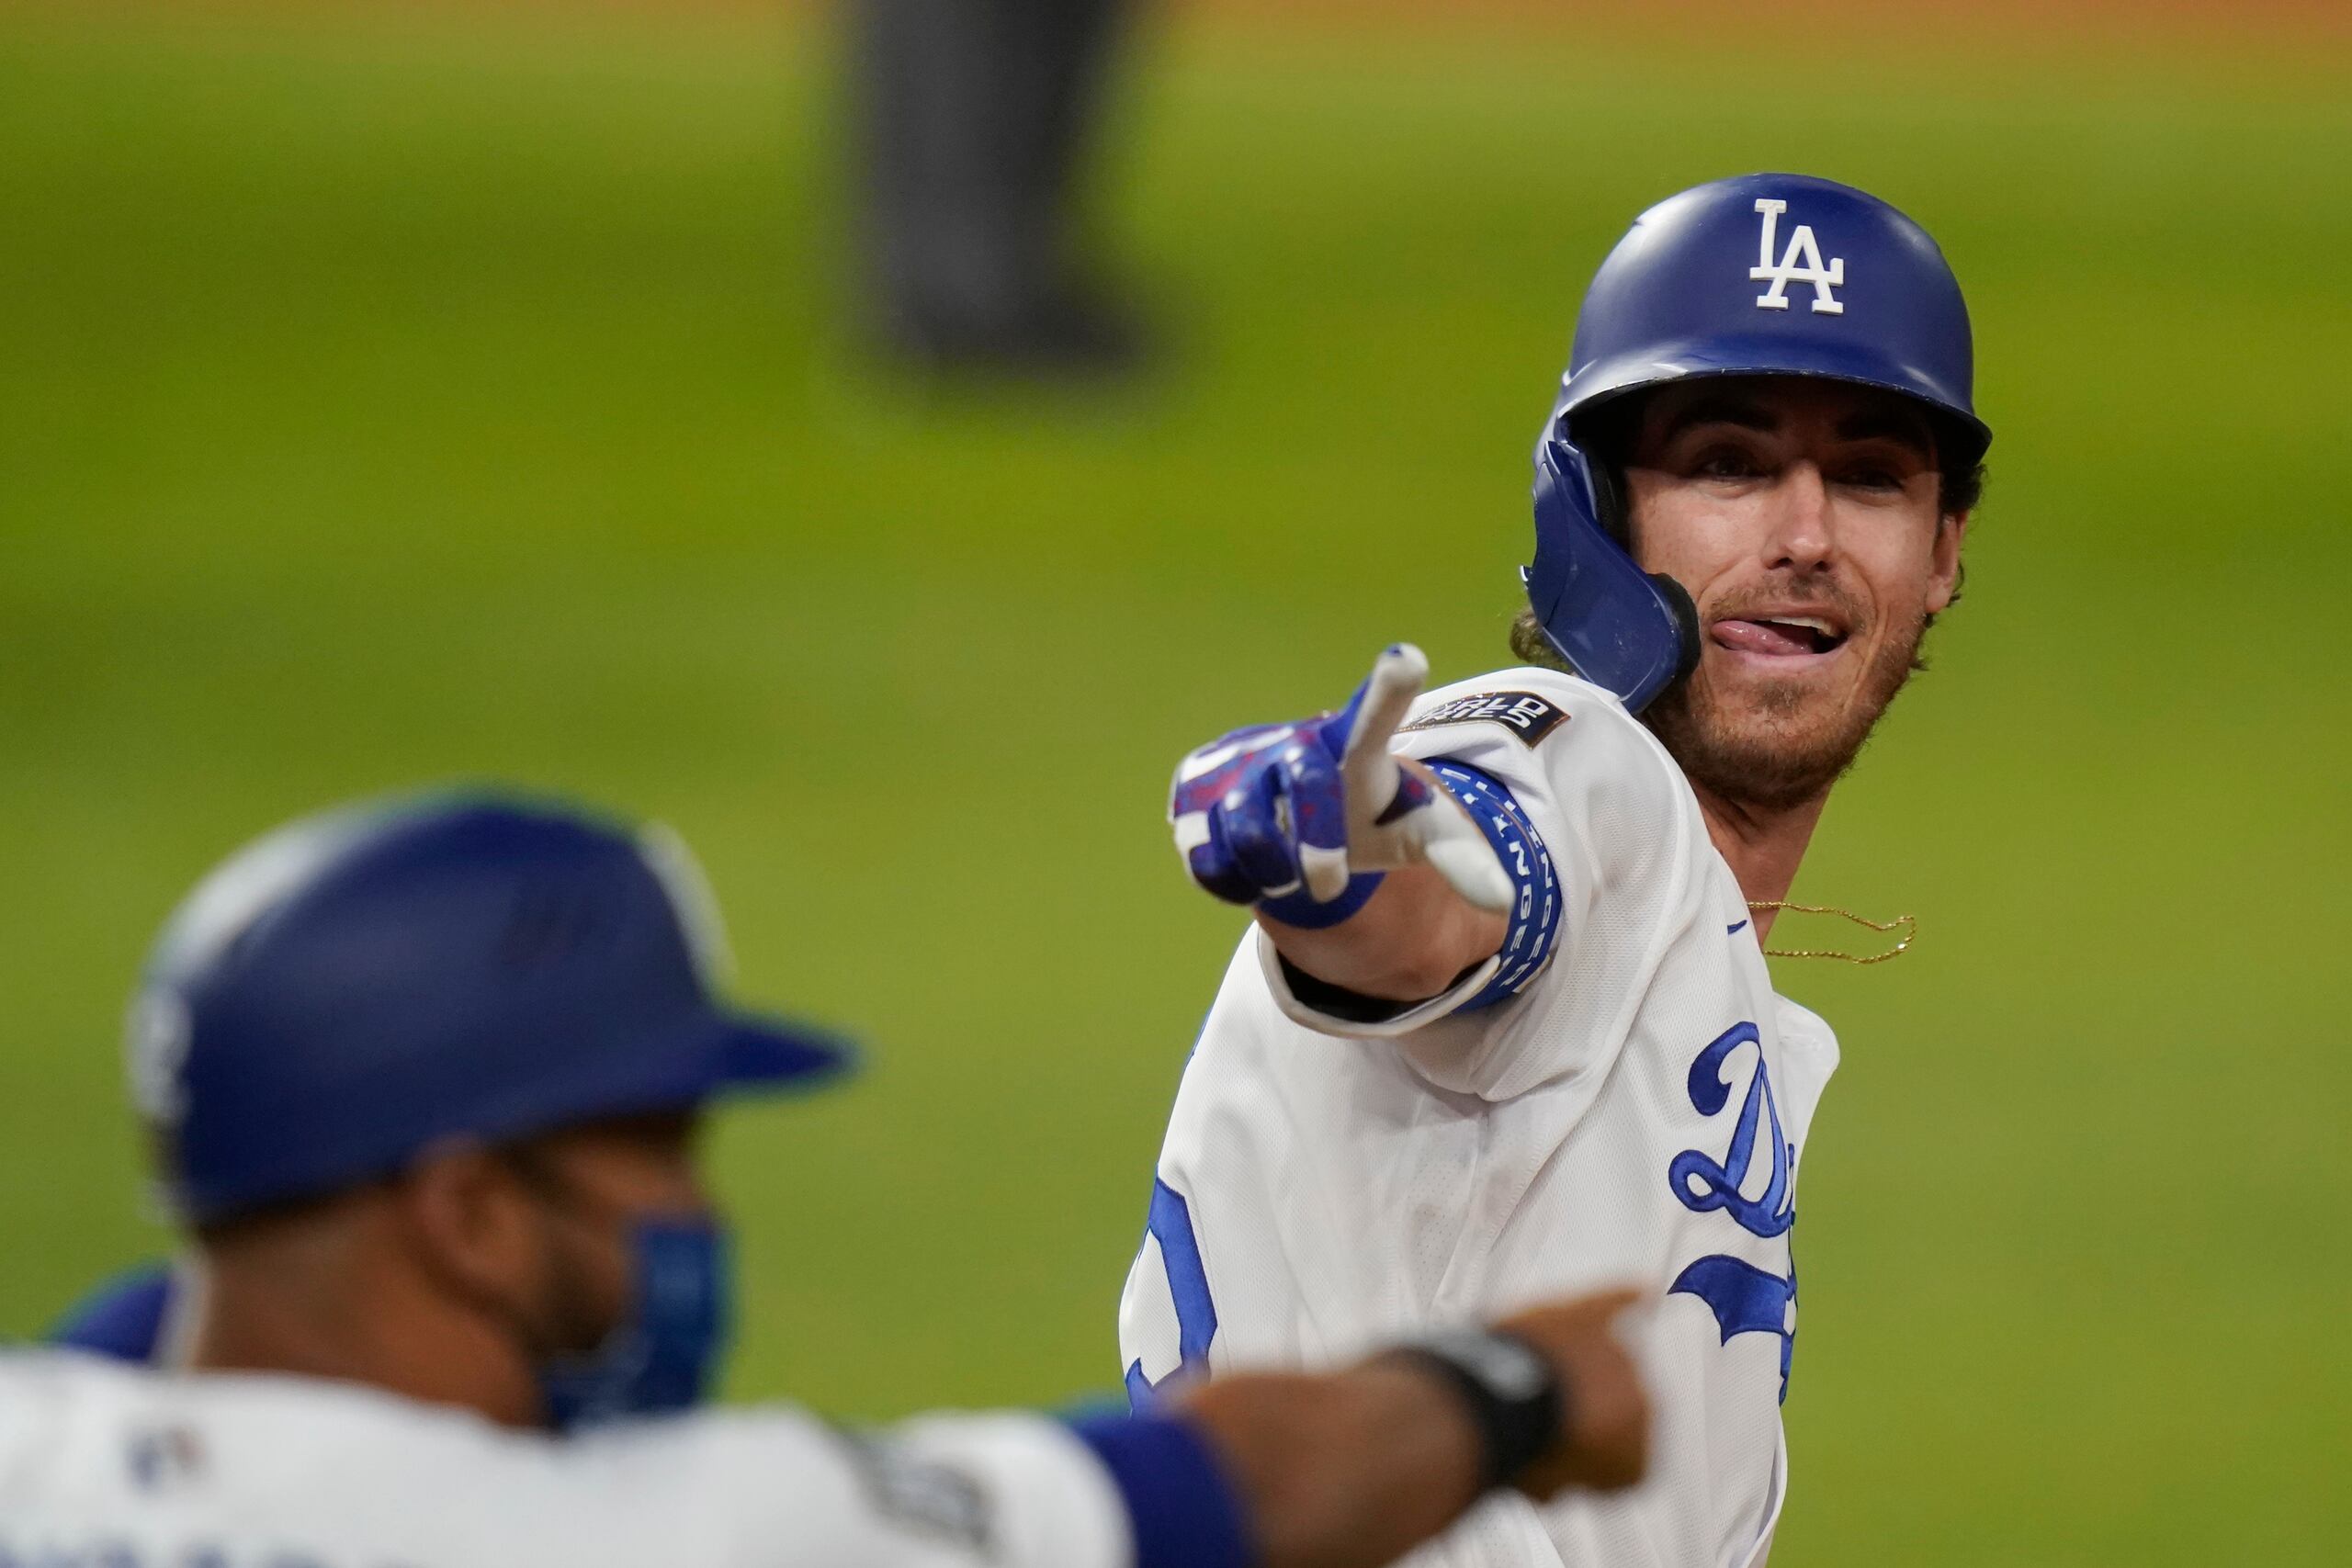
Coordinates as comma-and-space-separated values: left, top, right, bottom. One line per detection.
1668, 1021, 1800, 1399
1749, 197, 1845, 315
1669, 1021, 1793, 1235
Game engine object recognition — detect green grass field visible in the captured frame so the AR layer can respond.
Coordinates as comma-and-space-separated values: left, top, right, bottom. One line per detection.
2, 6, 2346, 1562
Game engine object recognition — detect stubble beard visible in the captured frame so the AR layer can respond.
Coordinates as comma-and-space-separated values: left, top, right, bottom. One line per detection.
1642, 605, 1930, 813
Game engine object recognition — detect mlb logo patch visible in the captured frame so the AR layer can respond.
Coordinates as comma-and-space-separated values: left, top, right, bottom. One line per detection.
1399, 691, 1568, 747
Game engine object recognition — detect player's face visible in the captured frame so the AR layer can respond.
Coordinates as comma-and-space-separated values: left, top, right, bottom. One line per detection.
1622, 377, 1965, 809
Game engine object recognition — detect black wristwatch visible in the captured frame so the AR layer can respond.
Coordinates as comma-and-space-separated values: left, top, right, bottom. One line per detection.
1385, 1327, 1569, 1492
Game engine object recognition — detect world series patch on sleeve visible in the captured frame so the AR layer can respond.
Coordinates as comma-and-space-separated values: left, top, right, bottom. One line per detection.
1397, 691, 1569, 747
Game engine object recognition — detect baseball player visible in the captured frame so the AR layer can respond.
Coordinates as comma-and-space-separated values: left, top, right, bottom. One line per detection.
7, 789, 1651, 1566
1120, 174, 1991, 1567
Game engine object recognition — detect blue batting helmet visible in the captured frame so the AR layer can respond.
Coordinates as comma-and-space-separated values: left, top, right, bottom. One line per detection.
1522, 173, 1991, 711
130, 791, 854, 1224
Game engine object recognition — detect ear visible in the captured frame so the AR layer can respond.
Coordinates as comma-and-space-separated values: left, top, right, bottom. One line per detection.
393, 1139, 544, 1316
1925, 510, 1969, 615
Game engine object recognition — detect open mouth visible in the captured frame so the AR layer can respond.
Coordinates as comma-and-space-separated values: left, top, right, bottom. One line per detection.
1710, 615, 1849, 658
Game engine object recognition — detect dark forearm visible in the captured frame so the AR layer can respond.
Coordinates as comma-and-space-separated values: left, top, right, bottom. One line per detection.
1175, 1363, 1482, 1568
1137, 1292, 1648, 1568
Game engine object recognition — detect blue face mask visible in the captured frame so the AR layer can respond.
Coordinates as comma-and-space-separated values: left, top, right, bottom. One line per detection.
537, 1215, 733, 1434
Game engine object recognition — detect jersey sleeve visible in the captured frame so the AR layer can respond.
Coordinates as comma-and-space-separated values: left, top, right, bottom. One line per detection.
584, 1404, 1256, 1568
0, 1354, 1155, 1568
1254, 753, 1563, 1040
1258, 669, 1696, 1084
566, 1406, 1145, 1568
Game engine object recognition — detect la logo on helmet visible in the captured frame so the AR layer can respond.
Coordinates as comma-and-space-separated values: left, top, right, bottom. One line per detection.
1749, 197, 1846, 315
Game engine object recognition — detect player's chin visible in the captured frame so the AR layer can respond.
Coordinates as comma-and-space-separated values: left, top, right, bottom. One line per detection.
1695, 651, 1877, 742
1693, 651, 1846, 726
1712, 633, 1912, 742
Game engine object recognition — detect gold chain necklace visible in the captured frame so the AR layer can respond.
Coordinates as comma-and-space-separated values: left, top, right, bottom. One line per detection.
1745, 900, 1917, 964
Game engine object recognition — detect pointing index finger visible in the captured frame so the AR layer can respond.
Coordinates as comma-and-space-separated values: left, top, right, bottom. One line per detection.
1339, 643, 1430, 766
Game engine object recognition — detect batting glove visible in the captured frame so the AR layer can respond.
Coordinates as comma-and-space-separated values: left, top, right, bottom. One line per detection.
1168, 645, 1513, 924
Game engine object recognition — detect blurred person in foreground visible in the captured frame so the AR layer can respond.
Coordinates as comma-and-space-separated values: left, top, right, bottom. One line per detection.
17, 790, 1648, 1565
848, 0, 1144, 373
1125, 175, 1989, 1566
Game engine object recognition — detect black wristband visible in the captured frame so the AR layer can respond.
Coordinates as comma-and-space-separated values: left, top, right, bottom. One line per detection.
1384, 1327, 1567, 1493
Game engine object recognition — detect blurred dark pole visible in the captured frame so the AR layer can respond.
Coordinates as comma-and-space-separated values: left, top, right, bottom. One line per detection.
850, 0, 1144, 376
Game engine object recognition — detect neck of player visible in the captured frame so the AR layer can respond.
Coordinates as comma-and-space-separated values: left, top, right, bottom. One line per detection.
1688, 782, 1828, 944
176, 1211, 548, 1430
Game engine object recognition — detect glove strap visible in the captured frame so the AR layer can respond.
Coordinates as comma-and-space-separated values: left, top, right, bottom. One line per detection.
1255, 872, 1384, 930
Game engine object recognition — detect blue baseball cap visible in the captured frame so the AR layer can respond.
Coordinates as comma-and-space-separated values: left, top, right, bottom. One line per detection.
130, 791, 854, 1224
1555, 172, 1989, 464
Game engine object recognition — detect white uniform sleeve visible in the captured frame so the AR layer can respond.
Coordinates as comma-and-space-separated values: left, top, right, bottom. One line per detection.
1260, 668, 1697, 1096
0, 1354, 1146, 1568
571, 1407, 1139, 1568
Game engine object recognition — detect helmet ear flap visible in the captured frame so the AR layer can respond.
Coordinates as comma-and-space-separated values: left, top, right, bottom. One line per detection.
1521, 423, 1700, 713
1565, 423, 1703, 691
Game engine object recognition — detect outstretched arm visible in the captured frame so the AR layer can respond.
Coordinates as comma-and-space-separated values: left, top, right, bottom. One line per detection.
1170, 644, 1551, 1010
1166, 1290, 1648, 1568
845, 1289, 1644, 1568
1261, 841, 1502, 1002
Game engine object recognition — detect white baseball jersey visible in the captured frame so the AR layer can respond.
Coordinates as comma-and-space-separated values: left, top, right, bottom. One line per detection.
1120, 665, 1839, 1568
0, 1351, 1131, 1568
